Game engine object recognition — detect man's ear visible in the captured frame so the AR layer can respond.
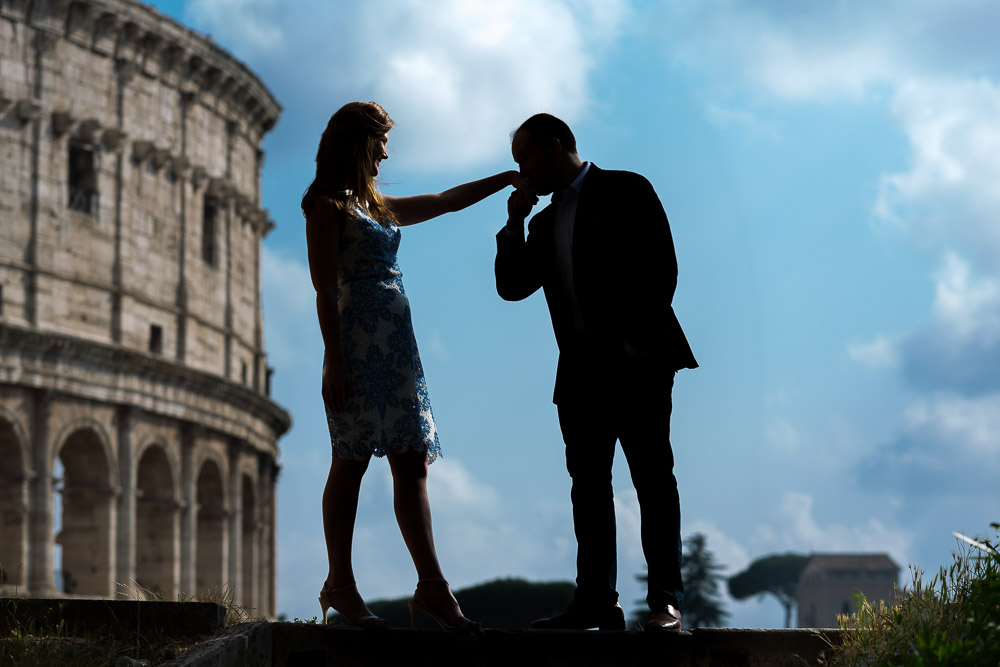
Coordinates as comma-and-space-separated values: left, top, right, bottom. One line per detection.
548, 136, 562, 155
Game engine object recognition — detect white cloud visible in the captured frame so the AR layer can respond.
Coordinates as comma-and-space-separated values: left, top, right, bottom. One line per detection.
663, 1, 1000, 103
875, 80, 1000, 263
186, 0, 284, 52
903, 392, 1000, 466
426, 457, 500, 515
614, 489, 644, 562
892, 254, 1000, 393
929, 253, 1000, 343
751, 492, 912, 567
847, 335, 900, 369
187, 0, 626, 171
662, 1, 899, 103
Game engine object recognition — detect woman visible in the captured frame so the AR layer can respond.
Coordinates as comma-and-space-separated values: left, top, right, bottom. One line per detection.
303, 101, 522, 630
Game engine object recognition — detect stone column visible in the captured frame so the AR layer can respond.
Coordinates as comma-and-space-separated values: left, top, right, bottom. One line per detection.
110, 59, 135, 345
179, 424, 197, 595
24, 33, 59, 328
26, 389, 54, 595
227, 439, 242, 603
115, 405, 135, 597
223, 197, 233, 381
261, 454, 278, 618
101, 482, 120, 598
252, 224, 262, 392
175, 91, 195, 363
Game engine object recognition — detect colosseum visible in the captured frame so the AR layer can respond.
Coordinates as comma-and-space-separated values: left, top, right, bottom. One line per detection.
0, 0, 289, 618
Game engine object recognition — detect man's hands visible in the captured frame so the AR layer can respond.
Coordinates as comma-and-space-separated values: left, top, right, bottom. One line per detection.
322, 354, 351, 412
507, 183, 538, 231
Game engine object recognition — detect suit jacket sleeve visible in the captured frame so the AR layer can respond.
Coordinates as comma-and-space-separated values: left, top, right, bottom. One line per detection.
495, 215, 546, 302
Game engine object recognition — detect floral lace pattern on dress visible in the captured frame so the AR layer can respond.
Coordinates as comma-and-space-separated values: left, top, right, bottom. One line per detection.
324, 206, 441, 463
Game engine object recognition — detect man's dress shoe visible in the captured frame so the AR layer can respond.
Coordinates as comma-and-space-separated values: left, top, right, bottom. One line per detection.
530, 602, 626, 630
644, 605, 682, 631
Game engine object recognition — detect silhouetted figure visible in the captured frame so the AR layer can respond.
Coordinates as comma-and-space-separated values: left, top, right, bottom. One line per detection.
495, 114, 697, 631
303, 101, 524, 630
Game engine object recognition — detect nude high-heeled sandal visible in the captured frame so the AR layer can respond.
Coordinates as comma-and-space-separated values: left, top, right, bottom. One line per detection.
407, 578, 480, 632
319, 580, 389, 627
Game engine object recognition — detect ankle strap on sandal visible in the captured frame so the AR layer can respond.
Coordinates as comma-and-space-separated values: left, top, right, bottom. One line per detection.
417, 578, 449, 586
325, 580, 358, 594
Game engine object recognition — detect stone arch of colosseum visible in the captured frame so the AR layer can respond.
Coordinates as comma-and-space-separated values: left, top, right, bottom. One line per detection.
52, 422, 117, 598
194, 453, 227, 597
134, 437, 180, 598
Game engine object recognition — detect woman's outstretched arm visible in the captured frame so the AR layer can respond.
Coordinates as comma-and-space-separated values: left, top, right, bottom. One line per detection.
384, 170, 526, 226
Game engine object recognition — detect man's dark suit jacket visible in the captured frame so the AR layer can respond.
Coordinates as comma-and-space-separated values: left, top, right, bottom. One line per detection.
496, 164, 697, 405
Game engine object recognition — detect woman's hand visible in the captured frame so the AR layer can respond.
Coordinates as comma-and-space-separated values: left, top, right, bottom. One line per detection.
507, 170, 530, 191
322, 354, 351, 412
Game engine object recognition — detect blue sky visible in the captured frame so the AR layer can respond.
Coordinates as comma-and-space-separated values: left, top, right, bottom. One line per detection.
147, 0, 1000, 626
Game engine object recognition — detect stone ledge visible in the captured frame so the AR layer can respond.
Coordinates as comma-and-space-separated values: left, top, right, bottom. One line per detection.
0, 599, 844, 666
160, 620, 272, 667
271, 624, 844, 667
0, 597, 225, 639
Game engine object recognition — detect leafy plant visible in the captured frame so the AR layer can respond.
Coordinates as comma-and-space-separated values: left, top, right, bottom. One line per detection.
828, 522, 1000, 666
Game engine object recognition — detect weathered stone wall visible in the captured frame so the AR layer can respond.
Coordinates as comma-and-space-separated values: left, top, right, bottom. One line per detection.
0, 0, 287, 617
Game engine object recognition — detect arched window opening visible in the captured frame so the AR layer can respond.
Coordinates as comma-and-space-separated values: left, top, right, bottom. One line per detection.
135, 445, 177, 599
54, 428, 112, 597
195, 460, 225, 596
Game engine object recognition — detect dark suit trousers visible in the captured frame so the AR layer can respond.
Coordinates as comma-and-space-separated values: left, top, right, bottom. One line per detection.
557, 372, 683, 612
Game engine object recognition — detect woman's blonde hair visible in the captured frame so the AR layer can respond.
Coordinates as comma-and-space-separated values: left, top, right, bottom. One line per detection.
301, 101, 396, 224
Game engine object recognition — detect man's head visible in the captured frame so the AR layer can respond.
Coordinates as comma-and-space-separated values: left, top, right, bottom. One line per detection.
511, 113, 581, 196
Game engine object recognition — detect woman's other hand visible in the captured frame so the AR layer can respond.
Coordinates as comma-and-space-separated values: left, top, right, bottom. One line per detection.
323, 355, 351, 412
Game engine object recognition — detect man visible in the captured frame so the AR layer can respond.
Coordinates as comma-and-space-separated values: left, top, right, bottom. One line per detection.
495, 114, 697, 631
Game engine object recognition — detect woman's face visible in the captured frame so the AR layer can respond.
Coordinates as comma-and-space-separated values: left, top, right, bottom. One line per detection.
371, 133, 389, 177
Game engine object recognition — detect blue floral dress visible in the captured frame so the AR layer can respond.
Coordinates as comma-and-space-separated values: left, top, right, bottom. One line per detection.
324, 205, 441, 463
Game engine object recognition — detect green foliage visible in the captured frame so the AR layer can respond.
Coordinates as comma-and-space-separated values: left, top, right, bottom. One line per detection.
729, 552, 808, 628
828, 523, 1000, 666
289, 615, 321, 624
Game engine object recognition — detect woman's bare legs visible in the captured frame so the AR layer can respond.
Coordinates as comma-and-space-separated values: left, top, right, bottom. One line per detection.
321, 453, 384, 624
387, 448, 476, 628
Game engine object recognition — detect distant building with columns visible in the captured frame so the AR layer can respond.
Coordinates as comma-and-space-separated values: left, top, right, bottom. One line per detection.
0, 0, 289, 617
